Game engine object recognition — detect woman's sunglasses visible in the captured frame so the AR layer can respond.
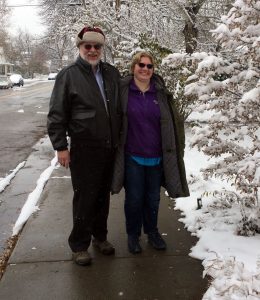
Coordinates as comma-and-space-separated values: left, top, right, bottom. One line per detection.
138, 63, 153, 69
83, 44, 102, 50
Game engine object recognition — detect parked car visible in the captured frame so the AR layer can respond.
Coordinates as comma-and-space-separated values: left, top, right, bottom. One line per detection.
9, 74, 24, 87
0, 75, 13, 89
48, 72, 58, 80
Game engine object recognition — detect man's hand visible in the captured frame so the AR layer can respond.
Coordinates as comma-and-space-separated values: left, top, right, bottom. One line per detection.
57, 150, 70, 168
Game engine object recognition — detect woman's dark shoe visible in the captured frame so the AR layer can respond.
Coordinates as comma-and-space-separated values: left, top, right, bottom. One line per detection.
148, 232, 166, 250
128, 235, 142, 254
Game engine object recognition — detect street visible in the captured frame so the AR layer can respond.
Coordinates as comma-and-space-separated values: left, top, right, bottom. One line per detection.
0, 81, 53, 178
0, 81, 54, 253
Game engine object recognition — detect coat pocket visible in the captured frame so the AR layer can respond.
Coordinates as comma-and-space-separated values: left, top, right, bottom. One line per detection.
70, 110, 96, 135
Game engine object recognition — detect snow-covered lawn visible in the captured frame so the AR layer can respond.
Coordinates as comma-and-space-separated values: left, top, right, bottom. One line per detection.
175, 127, 260, 299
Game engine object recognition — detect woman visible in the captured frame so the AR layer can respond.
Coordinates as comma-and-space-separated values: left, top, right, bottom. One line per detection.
112, 52, 189, 254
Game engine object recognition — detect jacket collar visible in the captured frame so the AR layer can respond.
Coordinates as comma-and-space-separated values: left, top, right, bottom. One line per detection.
76, 55, 104, 74
129, 78, 156, 93
121, 74, 167, 92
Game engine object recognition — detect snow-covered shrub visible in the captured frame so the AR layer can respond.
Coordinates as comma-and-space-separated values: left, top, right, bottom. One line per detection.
114, 34, 172, 76
139, 33, 171, 67
203, 256, 260, 299
186, 0, 260, 235
113, 40, 139, 75
160, 52, 217, 120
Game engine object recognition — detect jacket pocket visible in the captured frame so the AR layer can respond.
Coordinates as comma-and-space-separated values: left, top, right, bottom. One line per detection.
71, 111, 96, 119
70, 110, 96, 136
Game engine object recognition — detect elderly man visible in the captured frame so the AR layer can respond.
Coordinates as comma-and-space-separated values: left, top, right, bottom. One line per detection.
47, 26, 121, 266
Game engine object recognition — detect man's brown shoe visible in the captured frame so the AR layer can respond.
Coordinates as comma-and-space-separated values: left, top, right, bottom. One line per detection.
72, 251, 92, 266
92, 239, 115, 255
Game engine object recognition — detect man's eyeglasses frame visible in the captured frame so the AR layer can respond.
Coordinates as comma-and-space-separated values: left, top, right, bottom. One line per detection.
82, 44, 102, 50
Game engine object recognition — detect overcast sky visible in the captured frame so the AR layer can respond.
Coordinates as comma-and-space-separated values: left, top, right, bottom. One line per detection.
8, 0, 46, 36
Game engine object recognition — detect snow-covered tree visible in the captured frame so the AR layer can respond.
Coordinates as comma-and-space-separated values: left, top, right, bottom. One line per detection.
7, 30, 49, 77
160, 52, 208, 120
183, 0, 260, 235
39, 0, 234, 63
0, 0, 11, 56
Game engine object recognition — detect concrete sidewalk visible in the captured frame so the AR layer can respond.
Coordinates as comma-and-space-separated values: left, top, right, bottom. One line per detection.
0, 165, 208, 300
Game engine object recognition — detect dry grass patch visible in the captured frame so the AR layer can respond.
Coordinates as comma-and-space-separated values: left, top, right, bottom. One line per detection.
0, 235, 19, 280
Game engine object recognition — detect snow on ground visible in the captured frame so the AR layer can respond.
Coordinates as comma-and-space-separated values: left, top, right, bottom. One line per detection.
0, 135, 57, 237
174, 114, 260, 299
11, 75, 51, 92
12, 153, 57, 236
23, 76, 49, 87
0, 161, 26, 193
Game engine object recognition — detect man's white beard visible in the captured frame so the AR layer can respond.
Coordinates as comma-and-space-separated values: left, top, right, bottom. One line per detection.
88, 58, 101, 67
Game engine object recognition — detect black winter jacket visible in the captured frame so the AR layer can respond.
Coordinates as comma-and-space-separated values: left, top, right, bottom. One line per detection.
47, 56, 121, 150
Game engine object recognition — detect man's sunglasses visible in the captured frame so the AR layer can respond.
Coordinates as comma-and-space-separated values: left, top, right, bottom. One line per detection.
138, 63, 153, 69
83, 44, 102, 50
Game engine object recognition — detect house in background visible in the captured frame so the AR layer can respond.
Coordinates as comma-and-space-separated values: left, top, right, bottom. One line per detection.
0, 47, 14, 76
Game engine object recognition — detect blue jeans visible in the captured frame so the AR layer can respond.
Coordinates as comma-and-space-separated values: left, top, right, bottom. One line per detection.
124, 155, 163, 237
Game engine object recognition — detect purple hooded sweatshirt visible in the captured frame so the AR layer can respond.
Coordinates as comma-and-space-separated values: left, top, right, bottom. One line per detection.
125, 79, 162, 158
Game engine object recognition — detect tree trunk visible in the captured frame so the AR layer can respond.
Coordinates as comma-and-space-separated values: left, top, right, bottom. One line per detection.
115, 0, 121, 21
183, 23, 198, 54
115, 0, 121, 11
182, 1, 206, 54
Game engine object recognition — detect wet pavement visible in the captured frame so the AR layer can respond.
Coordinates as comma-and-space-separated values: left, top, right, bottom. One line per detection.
0, 137, 53, 253
0, 81, 52, 178
0, 161, 208, 299
0, 82, 52, 253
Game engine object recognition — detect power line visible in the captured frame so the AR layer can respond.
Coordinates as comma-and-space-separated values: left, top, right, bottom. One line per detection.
7, 3, 82, 7
7, 5, 41, 7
